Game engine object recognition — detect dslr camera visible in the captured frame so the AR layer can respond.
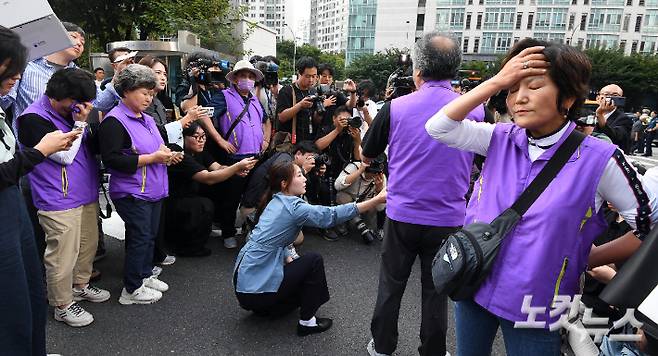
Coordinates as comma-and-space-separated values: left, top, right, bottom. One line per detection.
188, 58, 232, 85
253, 60, 279, 87
306, 94, 326, 114
365, 156, 385, 174
347, 116, 363, 129
312, 153, 330, 167
387, 53, 415, 100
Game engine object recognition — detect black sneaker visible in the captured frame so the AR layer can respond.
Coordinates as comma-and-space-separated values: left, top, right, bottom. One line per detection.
320, 228, 339, 242
297, 317, 333, 336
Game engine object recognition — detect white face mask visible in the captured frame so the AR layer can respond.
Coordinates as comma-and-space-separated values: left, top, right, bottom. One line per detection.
319, 83, 331, 93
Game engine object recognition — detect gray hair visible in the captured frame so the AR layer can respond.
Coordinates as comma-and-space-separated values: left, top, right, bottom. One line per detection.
412, 32, 461, 81
114, 64, 157, 98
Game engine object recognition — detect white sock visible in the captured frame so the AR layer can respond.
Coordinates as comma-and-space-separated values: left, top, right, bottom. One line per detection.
299, 316, 317, 327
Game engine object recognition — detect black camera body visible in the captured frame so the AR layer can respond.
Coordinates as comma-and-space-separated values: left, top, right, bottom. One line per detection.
365, 154, 386, 174
306, 94, 326, 114
313, 153, 330, 168
254, 60, 279, 87
347, 116, 363, 129
189, 58, 231, 85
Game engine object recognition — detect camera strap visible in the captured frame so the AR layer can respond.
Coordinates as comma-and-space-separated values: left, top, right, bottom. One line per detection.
291, 85, 298, 144
222, 98, 252, 141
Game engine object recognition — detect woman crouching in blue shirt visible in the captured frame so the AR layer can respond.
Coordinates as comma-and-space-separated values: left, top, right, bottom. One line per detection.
233, 160, 386, 336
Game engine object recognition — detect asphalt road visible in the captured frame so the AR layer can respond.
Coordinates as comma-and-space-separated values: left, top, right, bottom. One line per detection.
45, 229, 507, 356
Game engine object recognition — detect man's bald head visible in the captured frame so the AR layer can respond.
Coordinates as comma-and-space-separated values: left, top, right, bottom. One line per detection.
599, 84, 623, 97
412, 32, 461, 81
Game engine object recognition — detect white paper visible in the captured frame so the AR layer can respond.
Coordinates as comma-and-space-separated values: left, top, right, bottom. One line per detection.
638, 284, 658, 324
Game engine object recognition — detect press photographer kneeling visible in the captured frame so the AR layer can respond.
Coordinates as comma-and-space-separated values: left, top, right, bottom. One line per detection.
334, 157, 386, 244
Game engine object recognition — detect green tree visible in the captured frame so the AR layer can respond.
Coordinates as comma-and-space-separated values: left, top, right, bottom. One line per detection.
584, 48, 658, 109
344, 49, 403, 96
50, 0, 241, 68
276, 40, 346, 81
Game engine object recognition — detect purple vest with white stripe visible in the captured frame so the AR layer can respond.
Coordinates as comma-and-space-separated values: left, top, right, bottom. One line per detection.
19, 95, 99, 211
104, 101, 168, 202
468, 122, 615, 323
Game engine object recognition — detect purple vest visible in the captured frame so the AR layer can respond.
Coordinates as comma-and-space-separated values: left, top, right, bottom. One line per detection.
220, 87, 263, 155
387, 80, 484, 226
105, 102, 168, 202
19, 95, 99, 211
469, 122, 615, 323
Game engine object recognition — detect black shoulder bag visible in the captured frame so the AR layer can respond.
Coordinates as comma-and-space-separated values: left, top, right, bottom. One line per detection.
432, 129, 586, 301
222, 101, 251, 141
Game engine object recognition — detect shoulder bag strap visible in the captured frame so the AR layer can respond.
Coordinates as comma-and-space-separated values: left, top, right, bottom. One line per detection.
510, 129, 586, 216
291, 85, 298, 144
222, 98, 252, 141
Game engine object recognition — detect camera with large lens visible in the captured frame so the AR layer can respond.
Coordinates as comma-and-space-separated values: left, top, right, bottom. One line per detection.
188, 58, 231, 85
254, 60, 279, 87
347, 116, 363, 129
352, 215, 376, 244
306, 94, 326, 114
387, 53, 415, 100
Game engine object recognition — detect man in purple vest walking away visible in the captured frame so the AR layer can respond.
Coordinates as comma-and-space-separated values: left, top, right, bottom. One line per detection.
362, 32, 485, 356
17, 68, 110, 327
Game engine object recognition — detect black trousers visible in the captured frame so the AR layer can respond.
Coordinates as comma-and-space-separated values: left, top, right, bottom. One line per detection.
644, 131, 656, 156
20, 177, 46, 262
370, 218, 457, 356
153, 200, 169, 264
203, 156, 249, 238
165, 196, 214, 254
236, 252, 329, 320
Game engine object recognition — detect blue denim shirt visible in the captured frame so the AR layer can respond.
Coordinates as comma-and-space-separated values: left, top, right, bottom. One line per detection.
233, 193, 358, 294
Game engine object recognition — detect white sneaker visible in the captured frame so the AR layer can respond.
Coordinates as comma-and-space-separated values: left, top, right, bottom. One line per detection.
73, 284, 110, 303
118, 285, 162, 305
54, 302, 94, 327
152, 266, 163, 277
160, 255, 176, 266
143, 275, 169, 292
224, 236, 238, 249
366, 339, 390, 356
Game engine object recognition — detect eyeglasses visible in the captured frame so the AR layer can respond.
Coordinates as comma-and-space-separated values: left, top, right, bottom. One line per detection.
191, 134, 206, 142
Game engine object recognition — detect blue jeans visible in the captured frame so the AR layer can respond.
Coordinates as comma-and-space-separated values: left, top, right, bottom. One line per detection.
0, 186, 46, 356
455, 299, 561, 356
113, 197, 162, 293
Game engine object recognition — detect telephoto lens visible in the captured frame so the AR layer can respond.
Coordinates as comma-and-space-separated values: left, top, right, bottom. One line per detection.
354, 216, 376, 244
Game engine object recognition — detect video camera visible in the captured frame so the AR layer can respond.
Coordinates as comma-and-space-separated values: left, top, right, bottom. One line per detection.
254, 60, 279, 87
387, 53, 415, 100
188, 58, 232, 85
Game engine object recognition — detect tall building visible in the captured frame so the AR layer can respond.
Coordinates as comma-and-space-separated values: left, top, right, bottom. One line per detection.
310, 0, 350, 52
232, 0, 293, 42
297, 18, 311, 44
435, 0, 658, 57
346, 0, 378, 63
343, 0, 657, 63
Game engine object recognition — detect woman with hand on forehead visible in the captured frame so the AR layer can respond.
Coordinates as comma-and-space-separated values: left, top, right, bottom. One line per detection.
425, 38, 656, 355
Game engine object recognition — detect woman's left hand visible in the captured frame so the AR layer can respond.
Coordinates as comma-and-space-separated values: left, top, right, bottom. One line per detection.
490, 46, 550, 91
